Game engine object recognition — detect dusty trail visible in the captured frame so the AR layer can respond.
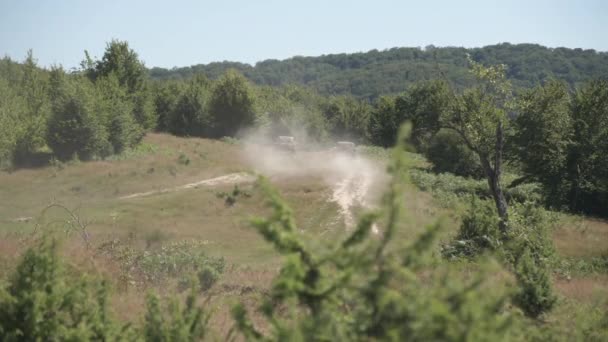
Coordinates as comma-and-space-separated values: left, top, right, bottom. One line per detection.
328, 161, 380, 234
119, 172, 256, 199
242, 142, 382, 233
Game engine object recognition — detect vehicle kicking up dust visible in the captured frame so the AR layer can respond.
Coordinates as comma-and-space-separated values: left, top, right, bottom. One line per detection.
243, 138, 385, 233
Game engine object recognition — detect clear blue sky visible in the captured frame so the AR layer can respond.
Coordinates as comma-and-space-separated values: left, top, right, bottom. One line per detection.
0, 0, 606, 69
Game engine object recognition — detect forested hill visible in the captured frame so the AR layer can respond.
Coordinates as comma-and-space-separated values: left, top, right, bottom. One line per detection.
149, 43, 608, 98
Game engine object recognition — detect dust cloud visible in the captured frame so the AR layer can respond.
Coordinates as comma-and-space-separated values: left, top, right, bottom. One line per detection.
240, 133, 386, 233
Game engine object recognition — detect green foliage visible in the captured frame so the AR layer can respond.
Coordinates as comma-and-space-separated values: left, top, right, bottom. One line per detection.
197, 266, 219, 292
0, 52, 51, 167
12, 51, 50, 164
144, 289, 210, 342
409, 168, 541, 207
567, 79, 608, 215
399, 80, 452, 150
514, 79, 608, 217
0, 239, 129, 341
168, 74, 212, 136
321, 95, 371, 143
84, 39, 157, 131
425, 129, 484, 178
232, 125, 514, 341
368, 81, 452, 150
96, 74, 144, 154
368, 95, 399, 147
0, 237, 213, 341
442, 198, 503, 259
442, 199, 556, 263
255, 84, 329, 143
153, 80, 184, 131
97, 239, 225, 286
86, 39, 147, 95
46, 76, 112, 160
216, 184, 251, 206
149, 43, 608, 99
208, 69, 256, 137
442, 197, 558, 318
512, 247, 557, 318
0, 78, 25, 167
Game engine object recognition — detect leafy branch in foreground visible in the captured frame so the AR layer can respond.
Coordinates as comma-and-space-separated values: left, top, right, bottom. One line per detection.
232, 124, 514, 341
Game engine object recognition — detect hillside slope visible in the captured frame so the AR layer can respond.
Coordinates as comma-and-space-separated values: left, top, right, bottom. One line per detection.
149, 43, 608, 98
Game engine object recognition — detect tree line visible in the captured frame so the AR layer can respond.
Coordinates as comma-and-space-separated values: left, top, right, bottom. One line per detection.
149, 43, 608, 99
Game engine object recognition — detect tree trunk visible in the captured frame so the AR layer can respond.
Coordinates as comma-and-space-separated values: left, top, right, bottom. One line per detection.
481, 122, 509, 234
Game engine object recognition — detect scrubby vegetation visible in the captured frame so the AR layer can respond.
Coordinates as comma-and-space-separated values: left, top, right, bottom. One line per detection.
1, 39, 607, 341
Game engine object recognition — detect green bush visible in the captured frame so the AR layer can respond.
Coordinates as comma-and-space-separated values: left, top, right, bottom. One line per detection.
0, 237, 213, 341
410, 168, 542, 207
168, 75, 212, 136
144, 289, 210, 342
46, 77, 112, 160
96, 74, 144, 154
0, 239, 128, 341
208, 69, 256, 138
425, 129, 484, 178
97, 239, 225, 286
512, 247, 557, 318
442, 197, 558, 318
198, 266, 219, 292
442, 198, 503, 259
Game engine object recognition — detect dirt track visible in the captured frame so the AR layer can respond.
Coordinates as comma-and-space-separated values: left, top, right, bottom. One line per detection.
119, 172, 256, 199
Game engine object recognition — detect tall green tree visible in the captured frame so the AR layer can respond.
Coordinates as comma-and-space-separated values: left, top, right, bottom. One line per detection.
0, 78, 25, 167
95, 74, 143, 153
85, 40, 156, 130
368, 95, 399, 147
567, 80, 608, 215
13, 50, 50, 164
46, 76, 111, 160
398, 80, 452, 150
208, 70, 256, 137
168, 74, 212, 137
441, 58, 513, 232
513, 80, 573, 206
153, 80, 185, 132
322, 95, 371, 143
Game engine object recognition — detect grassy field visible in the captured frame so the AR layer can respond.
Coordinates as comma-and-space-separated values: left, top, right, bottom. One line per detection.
1, 132, 607, 336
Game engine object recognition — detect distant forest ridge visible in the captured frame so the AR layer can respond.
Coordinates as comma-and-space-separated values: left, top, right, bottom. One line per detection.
149, 43, 608, 99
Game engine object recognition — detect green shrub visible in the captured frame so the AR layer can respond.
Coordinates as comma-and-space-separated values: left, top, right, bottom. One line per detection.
442, 197, 558, 318
443, 198, 556, 263
506, 202, 557, 266
442, 198, 503, 259
425, 129, 484, 178
208, 69, 256, 138
0, 237, 215, 341
97, 239, 225, 286
168, 75, 212, 137
144, 289, 210, 342
0, 239, 129, 341
46, 78, 112, 160
512, 247, 557, 318
409, 168, 542, 207
177, 152, 190, 165
216, 185, 251, 206
198, 266, 219, 292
